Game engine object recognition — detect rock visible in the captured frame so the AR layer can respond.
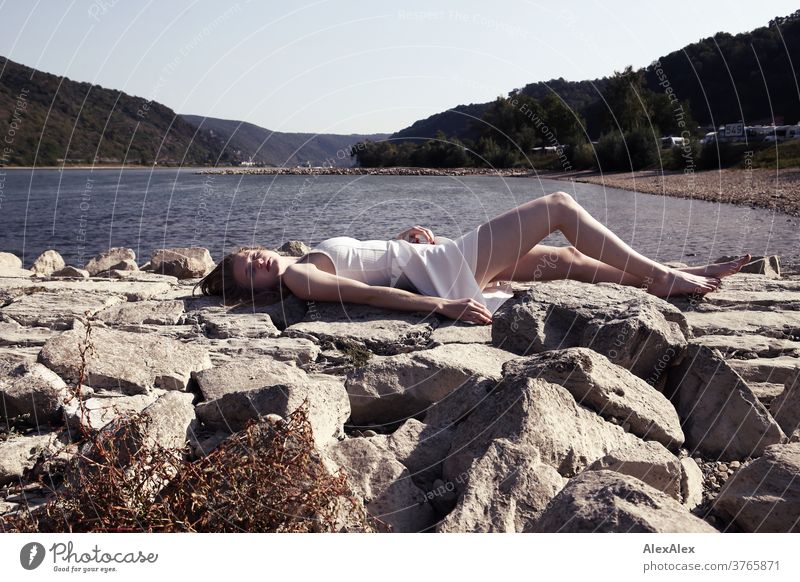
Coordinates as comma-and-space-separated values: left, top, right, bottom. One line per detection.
0, 432, 62, 486
323, 437, 435, 532
684, 310, 800, 339
74, 392, 196, 498
769, 377, 800, 436
344, 343, 515, 425
95, 300, 185, 325
38, 320, 212, 394
532, 470, 718, 532
728, 356, 800, 386
713, 443, 800, 532
150, 247, 215, 279
96, 258, 139, 276
502, 348, 684, 449
367, 419, 454, 491
194, 363, 350, 447
284, 303, 437, 356
1, 290, 125, 330
665, 343, 785, 460
277, 240, 310, 256
0, 320, 55, 347
715, 254, 780, 278
680, 457, 704, 510
50, 266, 90, 278
0, 252, 22, 270
63, 390, 164, 432
492, 281, 688, 381
197, 308, 280, 339
30, 250, 65, 275
692, 334, 800, 359
84, 247, 136, 276
0, 276, 174, 302
587, 440, 682, 500
436, 439, 566, 532
0, 356, 70, 424
443, 377, 645, 491
192, 358, 309, 402
429, 320, 493, 346
198, 336, 320, 368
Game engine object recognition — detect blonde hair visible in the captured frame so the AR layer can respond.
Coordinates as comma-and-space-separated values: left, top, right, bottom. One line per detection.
193, 245, 293, 307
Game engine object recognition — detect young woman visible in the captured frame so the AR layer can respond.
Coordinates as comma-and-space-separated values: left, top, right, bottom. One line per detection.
196, 190, 750, 325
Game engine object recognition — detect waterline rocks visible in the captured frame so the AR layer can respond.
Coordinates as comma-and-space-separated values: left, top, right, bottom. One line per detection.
150, 247, 215, 279
30, 250, 65, 276
84, 247, 137, 276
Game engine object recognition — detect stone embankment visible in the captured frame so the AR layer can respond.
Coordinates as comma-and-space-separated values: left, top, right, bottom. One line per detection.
194, 166, 533, 177
1, 245, 798, 532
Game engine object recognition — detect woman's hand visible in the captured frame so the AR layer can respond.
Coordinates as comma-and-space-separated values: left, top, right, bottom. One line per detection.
395, 225, 435, 244
437, 297, 493, 325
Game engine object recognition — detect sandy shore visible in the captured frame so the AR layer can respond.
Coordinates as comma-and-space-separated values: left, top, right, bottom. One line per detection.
551, 168, 800, 217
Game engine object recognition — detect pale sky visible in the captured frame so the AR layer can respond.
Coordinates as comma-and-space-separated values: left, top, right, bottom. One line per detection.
0, 0, 796, 134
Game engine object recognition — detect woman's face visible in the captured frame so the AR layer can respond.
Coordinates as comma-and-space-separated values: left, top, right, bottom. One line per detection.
232, 248, 280, 292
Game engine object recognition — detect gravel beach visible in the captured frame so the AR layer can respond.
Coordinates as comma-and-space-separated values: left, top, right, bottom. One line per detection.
555, 167, 800, 217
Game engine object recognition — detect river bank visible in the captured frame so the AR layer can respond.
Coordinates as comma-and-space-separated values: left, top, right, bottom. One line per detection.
554, 167, 800, 217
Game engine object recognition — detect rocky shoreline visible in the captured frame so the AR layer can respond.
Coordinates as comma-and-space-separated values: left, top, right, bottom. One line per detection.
1, 246, 799, 532
193, 166, 535, 177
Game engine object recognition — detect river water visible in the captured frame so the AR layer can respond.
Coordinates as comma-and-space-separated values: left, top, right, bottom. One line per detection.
0, 168, 797, 268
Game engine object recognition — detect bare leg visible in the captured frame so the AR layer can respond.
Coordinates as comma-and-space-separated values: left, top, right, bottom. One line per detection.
492, 245, 750, 288
474, 191, 722, 297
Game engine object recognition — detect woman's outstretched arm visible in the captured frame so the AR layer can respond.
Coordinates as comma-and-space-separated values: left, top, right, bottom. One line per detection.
282, 263, 491, 324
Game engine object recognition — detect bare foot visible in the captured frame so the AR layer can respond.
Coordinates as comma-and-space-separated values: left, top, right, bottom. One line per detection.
644, 269, 721, 298
677, 254, 751, 279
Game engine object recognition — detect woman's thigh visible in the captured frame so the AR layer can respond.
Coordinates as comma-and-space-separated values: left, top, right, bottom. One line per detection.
473, 192, 568, 287
489, 244, 578, 282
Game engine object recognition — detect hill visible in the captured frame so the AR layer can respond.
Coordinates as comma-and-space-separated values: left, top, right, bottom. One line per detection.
181, 114, 388, 167
0, 56, 232, 166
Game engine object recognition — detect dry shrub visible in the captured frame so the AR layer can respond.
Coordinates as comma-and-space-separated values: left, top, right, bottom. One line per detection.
2, 401, 375, 533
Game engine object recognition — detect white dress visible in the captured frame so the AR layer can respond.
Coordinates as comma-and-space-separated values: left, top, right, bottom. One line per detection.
305, 227, 514, 317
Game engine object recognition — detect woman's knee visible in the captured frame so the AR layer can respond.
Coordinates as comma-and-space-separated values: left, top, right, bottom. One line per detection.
544, 191, 578, 223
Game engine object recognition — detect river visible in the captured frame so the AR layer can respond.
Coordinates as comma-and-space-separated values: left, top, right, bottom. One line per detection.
0, 168, 796, 268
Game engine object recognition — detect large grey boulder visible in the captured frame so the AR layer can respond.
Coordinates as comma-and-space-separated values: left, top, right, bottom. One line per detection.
665, 343, 785, 460
532, 470, 718, 533
197, 309, 280, 339
150, 247, 215, 279
0, 355, 70, 424
194, 360, 350, 447
30, 250, 65, 276
492, 281, 688, 381
712, 443, 800, 532
84, 247, 136, 276
344, 343, 515, 425
503, 348, 684, 449
436, 439, 566, 533
192, 358, 309, 402
443, 376, 645, 490
50, 266, 90, 279
284, 303, 438, 356
323, 437, 435, 533
38, 320, 212, 394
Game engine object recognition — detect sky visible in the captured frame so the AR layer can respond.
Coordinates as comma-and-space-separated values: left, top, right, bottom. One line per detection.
0, 0, 797, 135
